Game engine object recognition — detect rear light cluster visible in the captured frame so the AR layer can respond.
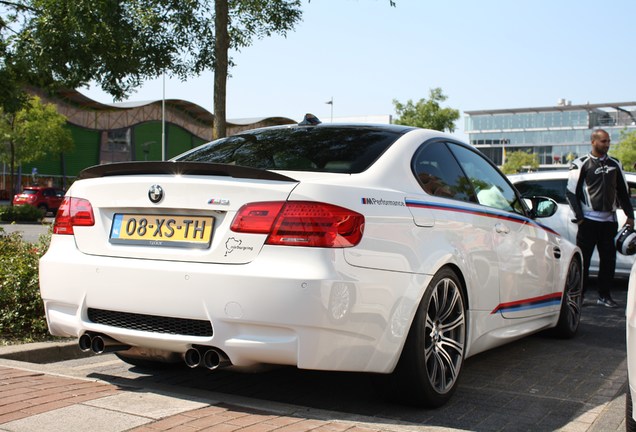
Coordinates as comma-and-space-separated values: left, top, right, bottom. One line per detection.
231, 201, 364, 248
53, 197, 95, 234
51, 197, 363, 248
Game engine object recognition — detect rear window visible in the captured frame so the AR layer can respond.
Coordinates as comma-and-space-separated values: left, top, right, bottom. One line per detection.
175, 126, 409, 173
513, 179, 567, 204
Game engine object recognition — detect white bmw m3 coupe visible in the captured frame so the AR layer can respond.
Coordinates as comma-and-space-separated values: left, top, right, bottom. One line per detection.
39, 120, 583, 407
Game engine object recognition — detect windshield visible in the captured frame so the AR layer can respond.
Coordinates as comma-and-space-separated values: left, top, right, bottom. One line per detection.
175, 125, 409, 173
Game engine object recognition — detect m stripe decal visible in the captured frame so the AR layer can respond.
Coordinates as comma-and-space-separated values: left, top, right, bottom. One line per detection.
405, 199, 560, 236
491, 292, 563, 314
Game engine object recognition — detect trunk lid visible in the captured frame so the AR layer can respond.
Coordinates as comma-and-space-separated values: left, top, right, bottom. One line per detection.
68, 162, 299, 264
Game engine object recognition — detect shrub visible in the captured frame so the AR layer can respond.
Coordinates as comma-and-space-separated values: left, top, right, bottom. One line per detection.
0, 227, 52, 341
0, 205, 46, 222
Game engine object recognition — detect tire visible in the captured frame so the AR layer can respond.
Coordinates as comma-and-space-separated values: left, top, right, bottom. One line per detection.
552, 257, 583, 339
628, 385, 636, 432
381, 267, 466, 407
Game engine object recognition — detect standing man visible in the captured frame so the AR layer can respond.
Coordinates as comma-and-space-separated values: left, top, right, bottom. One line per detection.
566, 129, 634, 308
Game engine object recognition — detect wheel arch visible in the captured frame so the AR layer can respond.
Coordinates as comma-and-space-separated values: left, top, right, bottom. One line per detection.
431, 263, 469, 316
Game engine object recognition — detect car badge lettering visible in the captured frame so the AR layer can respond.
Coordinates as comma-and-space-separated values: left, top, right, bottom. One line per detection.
208, 198, 230, 205
148, 184, 164, 204
361, 197, 405, 206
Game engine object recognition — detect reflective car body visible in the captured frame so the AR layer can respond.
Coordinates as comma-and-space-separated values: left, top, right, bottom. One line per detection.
39, 123, 583, 407
508, 170, 636, 278
627, 264, 636, 430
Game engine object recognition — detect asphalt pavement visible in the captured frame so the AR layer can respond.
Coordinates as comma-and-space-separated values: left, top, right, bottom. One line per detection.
0, 211, 53, 244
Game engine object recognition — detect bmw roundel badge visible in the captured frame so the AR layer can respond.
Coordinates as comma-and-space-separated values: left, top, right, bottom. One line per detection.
148, 184, 164, 203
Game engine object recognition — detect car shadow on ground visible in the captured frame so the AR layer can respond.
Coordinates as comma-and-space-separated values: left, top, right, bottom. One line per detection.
84, 282, 628, 431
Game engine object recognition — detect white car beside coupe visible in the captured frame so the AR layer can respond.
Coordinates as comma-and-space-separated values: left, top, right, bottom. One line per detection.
509, 170, 636, 278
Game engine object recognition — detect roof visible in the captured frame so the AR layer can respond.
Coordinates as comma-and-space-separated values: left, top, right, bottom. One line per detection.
49, 88, 296, 127
465, 102, 636, 116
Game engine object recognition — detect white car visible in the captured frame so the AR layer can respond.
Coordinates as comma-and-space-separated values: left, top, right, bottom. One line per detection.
508, 170, 636, 278
39, 121, 583, 407
627, 263, 636, 431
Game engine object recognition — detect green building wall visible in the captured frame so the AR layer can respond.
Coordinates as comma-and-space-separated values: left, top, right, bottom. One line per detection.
21, 121, 209, 190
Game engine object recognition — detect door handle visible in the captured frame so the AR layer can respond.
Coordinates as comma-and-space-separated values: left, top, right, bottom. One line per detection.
495, 223, 509, 234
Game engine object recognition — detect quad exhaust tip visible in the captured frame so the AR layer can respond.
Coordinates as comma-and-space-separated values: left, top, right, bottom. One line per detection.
185, 346, 231, 370
184, 347, 202, 368
78, 333, 131, 354
79, 334, 232, 370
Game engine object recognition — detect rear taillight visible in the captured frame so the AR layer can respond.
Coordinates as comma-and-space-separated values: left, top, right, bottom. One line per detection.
53, 197, 95, 235
231, 201, 364, 248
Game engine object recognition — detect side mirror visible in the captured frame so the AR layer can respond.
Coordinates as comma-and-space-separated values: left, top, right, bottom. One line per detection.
523, 196, 558, 218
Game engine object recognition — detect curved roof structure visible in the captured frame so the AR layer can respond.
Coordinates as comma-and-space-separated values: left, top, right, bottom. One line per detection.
29, 87, 296, 141
464, 101, 636, 116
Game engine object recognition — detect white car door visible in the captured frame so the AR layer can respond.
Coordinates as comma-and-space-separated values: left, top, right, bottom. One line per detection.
449, 144, 561, 318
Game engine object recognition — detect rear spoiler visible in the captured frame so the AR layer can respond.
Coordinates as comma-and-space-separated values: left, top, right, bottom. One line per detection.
78, 161, 297, 182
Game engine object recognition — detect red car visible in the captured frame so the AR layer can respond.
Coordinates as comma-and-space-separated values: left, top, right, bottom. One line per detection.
12, 186, 65, 215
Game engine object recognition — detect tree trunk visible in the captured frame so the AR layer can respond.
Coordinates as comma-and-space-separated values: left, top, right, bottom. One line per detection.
213, 0, 229, 139
9, 114, 16, 204
9, 140, 15, 205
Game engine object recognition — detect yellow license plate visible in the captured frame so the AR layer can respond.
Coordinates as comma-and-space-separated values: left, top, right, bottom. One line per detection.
110, 214, 214, 248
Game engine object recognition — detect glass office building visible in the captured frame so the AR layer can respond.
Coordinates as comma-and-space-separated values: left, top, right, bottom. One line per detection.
465, 100, 636, 168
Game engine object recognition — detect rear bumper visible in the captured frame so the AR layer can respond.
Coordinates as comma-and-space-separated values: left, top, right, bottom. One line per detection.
39, 235, 427, 373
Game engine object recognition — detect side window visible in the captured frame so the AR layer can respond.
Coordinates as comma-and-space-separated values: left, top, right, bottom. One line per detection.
629, 182, 636, 208
448, 143, 523, 213
514, 179, 567, 204
412, 141, 475, 202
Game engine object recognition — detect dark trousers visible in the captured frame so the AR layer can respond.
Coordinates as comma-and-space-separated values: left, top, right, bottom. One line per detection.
576, 218, 618, 298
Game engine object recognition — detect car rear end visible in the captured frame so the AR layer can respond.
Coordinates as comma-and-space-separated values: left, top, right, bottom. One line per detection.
12, 188, 40, 207
39, 124, 416, 373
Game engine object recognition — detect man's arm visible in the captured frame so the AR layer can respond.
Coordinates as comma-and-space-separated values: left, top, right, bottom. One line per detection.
616, 164, 634, 226
566, 161, 585, 223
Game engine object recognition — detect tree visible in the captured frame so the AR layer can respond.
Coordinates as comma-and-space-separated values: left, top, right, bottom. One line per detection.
4, 1, 398, 139
0, 0, 34, 113
610, 129, 636, 171
3, 0, 303, 139
500, 150, 539, 174
211, 1, 304, 138
392, 88, 460, 133
0, 96, 73, 197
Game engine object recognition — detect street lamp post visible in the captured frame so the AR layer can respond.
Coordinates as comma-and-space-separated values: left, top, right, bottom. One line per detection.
325, 97, 333, 123
161, 73, 166, 161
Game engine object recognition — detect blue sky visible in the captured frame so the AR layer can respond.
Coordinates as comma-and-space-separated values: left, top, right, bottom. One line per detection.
82, 0, 636, 139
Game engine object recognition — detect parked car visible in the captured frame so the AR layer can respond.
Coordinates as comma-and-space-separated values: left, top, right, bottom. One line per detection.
39, 121, 583, 407
508, 170, 636, 278
627, 263, 636, 431
12, 186, 65, 215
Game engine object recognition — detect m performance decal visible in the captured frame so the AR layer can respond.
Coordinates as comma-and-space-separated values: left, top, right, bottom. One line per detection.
362, 197, 405, 206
